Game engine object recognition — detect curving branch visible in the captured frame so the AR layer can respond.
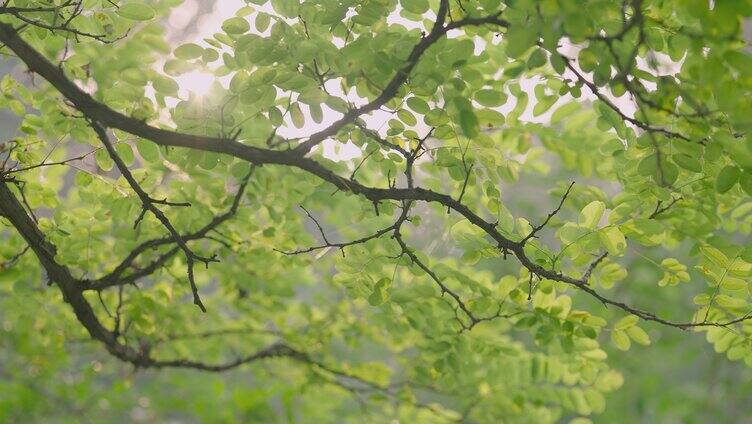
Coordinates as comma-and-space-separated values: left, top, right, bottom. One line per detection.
393, 229, 517, 332
275, 206, 399, 256
561, 54, 693, 142
90, 120, 213, 311
0, 244, 29, 270
84, 167, 256, 291
649, 196, 683, 219
1, 8, 750, 367
0, 189, 455, 417
0, 1, 120, 43
292, 2, 509, 155
522, 181, 575, 243
0, 181, 429, 403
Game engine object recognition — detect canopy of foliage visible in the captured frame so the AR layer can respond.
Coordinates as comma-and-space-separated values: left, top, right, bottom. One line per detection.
1, 0, 751, 422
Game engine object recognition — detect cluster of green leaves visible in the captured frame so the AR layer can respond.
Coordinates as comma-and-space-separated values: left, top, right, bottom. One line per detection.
1, 0, 752, 422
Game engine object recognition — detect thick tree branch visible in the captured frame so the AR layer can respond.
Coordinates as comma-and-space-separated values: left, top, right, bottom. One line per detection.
0, 181, 428, 399
0, 181, 142, 362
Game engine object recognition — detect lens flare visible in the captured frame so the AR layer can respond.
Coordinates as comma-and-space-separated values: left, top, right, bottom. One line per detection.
176, 71, 214, 97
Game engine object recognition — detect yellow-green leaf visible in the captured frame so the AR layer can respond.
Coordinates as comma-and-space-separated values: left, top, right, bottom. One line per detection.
611, 330, 631, 351
625, 326, 651, 346
614, 315, 638, 330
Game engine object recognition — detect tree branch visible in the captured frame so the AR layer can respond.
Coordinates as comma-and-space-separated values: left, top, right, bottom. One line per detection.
90, 120, 213, 311
292, 5, 508, 155
85, 167, 256, 291
1, 16, 747, 338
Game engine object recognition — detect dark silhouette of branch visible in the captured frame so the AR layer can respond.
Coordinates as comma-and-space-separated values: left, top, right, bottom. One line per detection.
275, 209, 398, 256
649, 196, 683, 219
0, 1, 122, 43
560, 55, 693, 142
522, 181, 575, 243
292, 1, 508, 154
0, 244, 29, 270
0, 181, 424, 393
393, 227, 520, 332
85, 167, 256, 291
582, 252, 610, 283
90, 120, 213, 311
353, 121, 410, 157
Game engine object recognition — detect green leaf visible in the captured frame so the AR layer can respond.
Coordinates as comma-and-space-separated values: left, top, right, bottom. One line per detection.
611, 330, 631, 351
309, 103, 323, 124
579, 201, 605, 230
367, 278, 391, 306
672, 153, 702, 173
117, 2, 156, 21
290, 103, 305, 128
406, 97, 430, 114
716, 165, 740, 193
637, 154, 658, 177
174, 43, 204, 60
474, 89, 507, 107
625, 326, 650, 346
400, 0, 429, 14
270, 0, 299, 17
741, 246, 752, 263
152, 76, 178, 96
701, 246, 730, 268
136, 139, 159, 163
298, 89, 327, 105
527, 48, 547, 68
598, 227, 626, 256
458, 108, 479, 138
222, 17, 250, 34
94, 149, 114, 172
614, 315, 638, 331
551, 102, 581, 124
75, 171, 93, 187
740, 171, 752, 196
115, 143, 135, 166
397, 109, 417, 126
505, 26, 538, 59
658, 258, 690, 287
255, 13, 271, 32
